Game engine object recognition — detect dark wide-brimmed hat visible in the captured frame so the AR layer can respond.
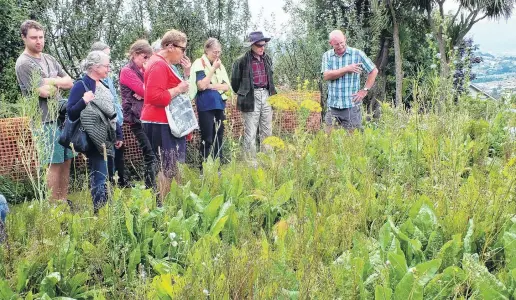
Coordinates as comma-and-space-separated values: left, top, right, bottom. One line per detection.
244, 31, 271, 47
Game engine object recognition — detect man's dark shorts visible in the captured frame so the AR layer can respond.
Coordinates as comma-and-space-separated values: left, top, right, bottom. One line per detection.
324, 105, 363, 130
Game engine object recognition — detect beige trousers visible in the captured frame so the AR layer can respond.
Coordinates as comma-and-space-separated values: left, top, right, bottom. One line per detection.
242, 88, 273, 159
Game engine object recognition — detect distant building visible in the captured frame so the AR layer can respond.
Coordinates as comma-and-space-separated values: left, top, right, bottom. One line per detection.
468, 83, 498, 101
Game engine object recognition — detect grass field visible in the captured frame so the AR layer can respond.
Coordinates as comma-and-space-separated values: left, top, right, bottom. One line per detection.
1, 97, 515, 299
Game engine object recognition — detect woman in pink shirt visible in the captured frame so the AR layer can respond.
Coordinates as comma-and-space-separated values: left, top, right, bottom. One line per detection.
119, 40, 155, 191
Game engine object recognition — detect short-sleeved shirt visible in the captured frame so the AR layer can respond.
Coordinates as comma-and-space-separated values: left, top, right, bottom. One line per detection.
195, 70, 225, 112
15, 53, 67, 122
321, 47, 376, 109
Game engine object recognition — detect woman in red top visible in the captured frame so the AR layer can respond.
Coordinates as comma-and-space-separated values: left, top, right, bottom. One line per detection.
119, 40, 154, 191
141, 29, 191, 205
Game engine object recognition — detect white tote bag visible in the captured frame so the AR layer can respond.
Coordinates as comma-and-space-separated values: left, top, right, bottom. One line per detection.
165, 67, 198, 138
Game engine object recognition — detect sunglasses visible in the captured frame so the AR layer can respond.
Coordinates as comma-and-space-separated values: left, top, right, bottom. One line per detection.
254, 43, 266, 48
173, 44, 187, 53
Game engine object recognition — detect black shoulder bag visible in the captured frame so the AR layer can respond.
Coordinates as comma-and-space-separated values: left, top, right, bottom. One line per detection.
58, 81, 91, 153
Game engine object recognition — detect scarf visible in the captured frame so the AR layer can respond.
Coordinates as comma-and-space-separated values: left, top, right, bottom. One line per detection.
189, 54, 232, 101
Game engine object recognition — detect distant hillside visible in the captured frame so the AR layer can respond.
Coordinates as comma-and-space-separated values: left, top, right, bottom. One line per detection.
472, 52, 516, 80
477, 51, 495, 59
471, 52, 516, 99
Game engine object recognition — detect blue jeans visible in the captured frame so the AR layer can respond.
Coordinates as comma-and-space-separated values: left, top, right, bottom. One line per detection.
87, 150, 114, 211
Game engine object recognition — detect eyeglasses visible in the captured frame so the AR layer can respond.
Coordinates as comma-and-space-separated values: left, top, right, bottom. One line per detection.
100, 64, 111, 69
332, 41, 346, 47
173, 44, 187, 53
254, 43, 266, 48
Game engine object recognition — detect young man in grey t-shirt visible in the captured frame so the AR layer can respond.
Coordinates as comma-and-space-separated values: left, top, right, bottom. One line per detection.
15, 20, 74, 204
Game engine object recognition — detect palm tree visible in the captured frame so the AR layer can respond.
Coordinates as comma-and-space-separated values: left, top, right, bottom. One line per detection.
417, 0, 515, 78
385, 0, 404, 107
448, 0, 515, 46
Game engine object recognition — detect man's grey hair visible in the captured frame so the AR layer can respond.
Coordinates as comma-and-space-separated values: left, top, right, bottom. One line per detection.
82, 51, 110, 73
151, 39, 162, 52
91, 41, 110, 52
329, 30, 345, 41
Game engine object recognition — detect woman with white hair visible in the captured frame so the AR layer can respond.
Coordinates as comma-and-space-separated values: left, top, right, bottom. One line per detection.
67, 51, 123, 214
151, 39, 162, 53
89, 41, 129, 187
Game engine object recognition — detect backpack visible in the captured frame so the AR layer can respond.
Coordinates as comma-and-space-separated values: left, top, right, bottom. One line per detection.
57, 98, 67, 127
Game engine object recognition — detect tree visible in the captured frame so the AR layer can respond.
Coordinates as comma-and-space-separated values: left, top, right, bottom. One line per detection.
0, 0, 27, 106
414, 0, 515, 78
146, 0, 250, 69
37, 0, 126, 78
273, 0, 327, 89
385, 0, 404, 107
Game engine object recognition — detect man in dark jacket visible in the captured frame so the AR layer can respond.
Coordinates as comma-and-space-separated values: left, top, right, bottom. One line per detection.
231, 31, 277, 162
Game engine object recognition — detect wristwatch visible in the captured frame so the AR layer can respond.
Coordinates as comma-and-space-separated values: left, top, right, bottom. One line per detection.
363, 87, 370, 92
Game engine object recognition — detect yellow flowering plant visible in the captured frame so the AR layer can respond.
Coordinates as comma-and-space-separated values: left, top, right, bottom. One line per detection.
262, 136, 286, 150
300, 99, 322, 113
267, 94, 299, 111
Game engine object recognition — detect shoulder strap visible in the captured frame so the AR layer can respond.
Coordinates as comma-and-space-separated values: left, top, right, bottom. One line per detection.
99, 79, 109, 89
76, 79, 90, 92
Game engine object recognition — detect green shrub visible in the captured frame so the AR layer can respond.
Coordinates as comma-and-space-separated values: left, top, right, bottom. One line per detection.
0, 176, 35, 204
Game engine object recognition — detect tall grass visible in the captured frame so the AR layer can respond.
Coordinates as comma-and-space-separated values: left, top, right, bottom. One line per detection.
0, 91, 515, 299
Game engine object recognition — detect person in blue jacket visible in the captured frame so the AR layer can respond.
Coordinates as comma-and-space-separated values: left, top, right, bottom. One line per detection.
0, 194, 8, 244
67, 51, 123, 214
90, 42, 130, 187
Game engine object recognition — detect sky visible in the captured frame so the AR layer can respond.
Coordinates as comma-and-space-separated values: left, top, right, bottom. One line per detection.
249, 0, 516, 56
467, 18, 516, 55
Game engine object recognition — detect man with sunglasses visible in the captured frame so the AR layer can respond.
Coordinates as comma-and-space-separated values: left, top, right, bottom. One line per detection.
231, 31, 277, 163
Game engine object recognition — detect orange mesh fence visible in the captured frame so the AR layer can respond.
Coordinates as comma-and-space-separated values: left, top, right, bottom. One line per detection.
0, 118, 37, 181
0, 92, 321, 181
